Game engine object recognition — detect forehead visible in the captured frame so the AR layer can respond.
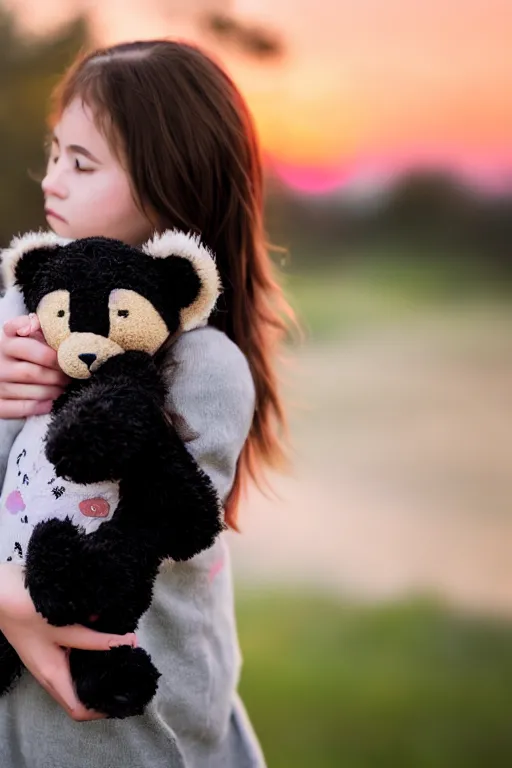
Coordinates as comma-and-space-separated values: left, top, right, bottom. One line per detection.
53, 98, 113, 162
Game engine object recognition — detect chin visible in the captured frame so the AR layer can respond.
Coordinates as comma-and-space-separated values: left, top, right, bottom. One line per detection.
46, 218, 68, 237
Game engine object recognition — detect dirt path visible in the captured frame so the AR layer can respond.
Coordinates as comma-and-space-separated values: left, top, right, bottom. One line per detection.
229, 307, 512, 619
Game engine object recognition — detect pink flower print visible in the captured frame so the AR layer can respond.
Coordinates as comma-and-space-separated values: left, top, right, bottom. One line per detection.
5, 490, 25, 514
79, 497, 110, 518
208, 557, 225, 583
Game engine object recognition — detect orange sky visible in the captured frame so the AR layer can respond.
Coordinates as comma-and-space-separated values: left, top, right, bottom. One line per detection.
6, 0, 512, 192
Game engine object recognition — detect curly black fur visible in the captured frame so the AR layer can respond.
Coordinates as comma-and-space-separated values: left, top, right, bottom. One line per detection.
0, 236, 224, 718
14, 237, 201, 335
70, 646, 161, 719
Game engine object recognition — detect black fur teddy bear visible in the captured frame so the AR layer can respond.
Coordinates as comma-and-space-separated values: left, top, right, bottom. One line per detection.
0, 230, 224, 718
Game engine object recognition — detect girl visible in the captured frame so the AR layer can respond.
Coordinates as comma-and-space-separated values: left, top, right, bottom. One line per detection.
0, 39, 292, 767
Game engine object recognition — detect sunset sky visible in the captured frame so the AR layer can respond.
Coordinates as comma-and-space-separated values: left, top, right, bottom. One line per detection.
6, 0, 512, 194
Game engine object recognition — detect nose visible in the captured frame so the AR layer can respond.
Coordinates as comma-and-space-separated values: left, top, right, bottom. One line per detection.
78, 353, 97, 369
41, 161, 67, 200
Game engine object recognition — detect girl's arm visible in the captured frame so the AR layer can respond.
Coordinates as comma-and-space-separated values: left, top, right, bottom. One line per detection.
0, 563, 136, 721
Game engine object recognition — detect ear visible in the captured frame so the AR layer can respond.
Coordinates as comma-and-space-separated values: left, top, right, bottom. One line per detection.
142, 229, 221, 331
1, 231, 71, 290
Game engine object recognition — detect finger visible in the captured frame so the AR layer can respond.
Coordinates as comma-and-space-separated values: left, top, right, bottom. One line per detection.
0, 399, 54, 419
13, 314, 41, 338
53, 625, 138, 652
7, 314, 46, 344
4, 361, 69, 386
2, 316, 33, 338
26, 313, 41, 336
26, 319, 49, 347
28, 328, 46, 343
0, 383, 63, 401
2, 337, 61, 370
67, 703, 107, 722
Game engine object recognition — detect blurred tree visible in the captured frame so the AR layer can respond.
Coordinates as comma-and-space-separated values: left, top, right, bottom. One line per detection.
364, 172, 512, 269
264, 168, 512, 275
0, 8, 90, 247
202, 12, 285, 59
373, 172, 472, 245
468, 194, 512, 273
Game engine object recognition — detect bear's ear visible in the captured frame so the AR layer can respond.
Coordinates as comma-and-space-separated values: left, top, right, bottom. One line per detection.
1, 231, 71, 291
142, 229, 221, 331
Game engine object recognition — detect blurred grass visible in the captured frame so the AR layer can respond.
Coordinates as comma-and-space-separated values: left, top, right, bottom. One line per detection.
247, 251, 512, 766
281, 252, 512, 339
237, 590, 512, 768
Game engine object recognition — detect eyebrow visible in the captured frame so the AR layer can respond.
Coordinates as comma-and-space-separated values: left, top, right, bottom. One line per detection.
51, 134, 101, 164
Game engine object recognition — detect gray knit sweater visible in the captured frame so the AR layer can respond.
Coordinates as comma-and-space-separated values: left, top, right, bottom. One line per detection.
0, 287, 265, 768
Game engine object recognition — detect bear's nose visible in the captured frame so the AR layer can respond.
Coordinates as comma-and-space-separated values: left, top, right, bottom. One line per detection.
78, 353, 97, 369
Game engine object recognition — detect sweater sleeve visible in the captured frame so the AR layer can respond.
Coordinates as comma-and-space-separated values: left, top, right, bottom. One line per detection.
0, 287, 28, 487
163, 326, 256, 504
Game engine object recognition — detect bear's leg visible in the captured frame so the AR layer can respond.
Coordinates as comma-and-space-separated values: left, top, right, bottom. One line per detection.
69, 646, 161, 719
0, 632, 24, 694
25, 517, 89, 627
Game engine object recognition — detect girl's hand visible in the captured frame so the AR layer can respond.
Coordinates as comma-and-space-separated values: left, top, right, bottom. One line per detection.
0, 314, 69, 418
0, 563, 137, 721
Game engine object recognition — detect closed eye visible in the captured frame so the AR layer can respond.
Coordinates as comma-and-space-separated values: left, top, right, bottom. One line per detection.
74, 157, 93, 173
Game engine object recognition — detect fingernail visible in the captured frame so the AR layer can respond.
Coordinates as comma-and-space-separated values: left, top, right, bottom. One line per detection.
108, 636, 132, 649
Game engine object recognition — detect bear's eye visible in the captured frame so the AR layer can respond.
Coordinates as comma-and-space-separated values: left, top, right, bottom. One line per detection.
57, 310, 65, 318
118, 310, 129, 318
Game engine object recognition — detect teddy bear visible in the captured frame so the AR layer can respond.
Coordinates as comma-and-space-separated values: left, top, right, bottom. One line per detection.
0, 230, 225, 718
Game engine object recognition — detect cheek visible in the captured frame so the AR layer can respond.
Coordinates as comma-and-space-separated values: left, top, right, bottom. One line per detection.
75, 172, 151, 242
83, 174, 133, 219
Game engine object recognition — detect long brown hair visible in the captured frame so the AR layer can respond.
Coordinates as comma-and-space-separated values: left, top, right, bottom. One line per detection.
49, 39, 295, 529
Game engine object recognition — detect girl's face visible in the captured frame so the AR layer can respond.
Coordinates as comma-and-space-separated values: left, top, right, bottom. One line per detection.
42, 99, 154, 245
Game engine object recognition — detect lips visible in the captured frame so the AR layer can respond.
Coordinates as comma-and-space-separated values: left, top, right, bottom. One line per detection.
45, 208, 67, 223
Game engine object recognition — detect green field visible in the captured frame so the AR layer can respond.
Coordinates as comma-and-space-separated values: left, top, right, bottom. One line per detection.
237, 591, 512, 768
282, 254, 512, 339
235, 254, 512, 767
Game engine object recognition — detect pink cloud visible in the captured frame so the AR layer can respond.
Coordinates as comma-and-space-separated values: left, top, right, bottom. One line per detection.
270, 147, 512, 196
